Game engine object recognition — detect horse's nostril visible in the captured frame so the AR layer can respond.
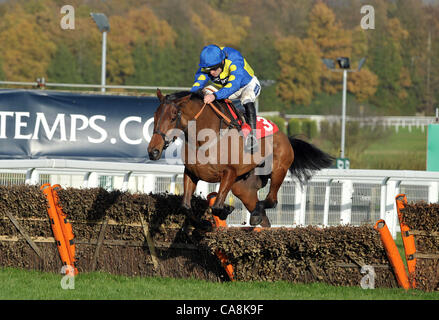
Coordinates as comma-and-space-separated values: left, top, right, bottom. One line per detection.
148, 148, 160, 160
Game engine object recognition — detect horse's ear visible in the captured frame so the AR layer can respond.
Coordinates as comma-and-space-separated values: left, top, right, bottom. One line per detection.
157, 88, 165, 102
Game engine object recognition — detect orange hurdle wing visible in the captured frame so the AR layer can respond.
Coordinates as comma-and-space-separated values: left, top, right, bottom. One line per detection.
51, 184, 77, 275
374, 219, 410, 290
41, 184, 74, 273
395, 194, 416, 288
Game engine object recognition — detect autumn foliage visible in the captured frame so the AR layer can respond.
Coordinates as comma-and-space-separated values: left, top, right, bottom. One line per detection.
0, 0, 437, 115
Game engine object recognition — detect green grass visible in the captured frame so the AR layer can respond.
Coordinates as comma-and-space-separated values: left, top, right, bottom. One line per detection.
317, 126, 427, 170
314, 121, 428, 170
0, 266, 438, 300
354, 127, 427, 170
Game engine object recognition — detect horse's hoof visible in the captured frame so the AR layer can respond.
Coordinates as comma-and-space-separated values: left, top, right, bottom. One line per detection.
249, 213, 263, 226
260, 216, 271, 228
191, 219, 213, 232
188, 212, 212, 232
199, 219, 214, 232
211, 205, 234, 221
224, 204, 235, 214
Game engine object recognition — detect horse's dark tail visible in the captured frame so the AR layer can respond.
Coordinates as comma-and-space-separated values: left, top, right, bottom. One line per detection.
288, 136, 335, 185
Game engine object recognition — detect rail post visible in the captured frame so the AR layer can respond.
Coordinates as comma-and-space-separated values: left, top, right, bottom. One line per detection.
293, 181, 307, 226
121, 171, 132, 192
196, 181, 210, 198
170, 174, 178, 194
323, 178, 333, 226
428, 181, 439, 203
385, 180, 399, 238
340, 180, 353, 225
83, 172, 99, 188
143, 174, 156, 194
25, 168, 39, 185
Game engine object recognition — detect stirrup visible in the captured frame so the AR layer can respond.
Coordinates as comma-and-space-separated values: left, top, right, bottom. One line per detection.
244, 133, 259, 153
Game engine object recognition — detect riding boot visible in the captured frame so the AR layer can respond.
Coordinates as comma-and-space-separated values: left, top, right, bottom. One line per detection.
243, 102, 259, 153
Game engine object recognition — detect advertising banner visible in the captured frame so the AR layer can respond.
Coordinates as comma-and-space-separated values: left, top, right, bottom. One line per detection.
0, 89, 163, 163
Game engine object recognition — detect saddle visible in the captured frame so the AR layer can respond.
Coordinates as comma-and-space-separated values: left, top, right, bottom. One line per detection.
221, 99, 247, 129
195, 88, 278, 139
219, 100, 279, 139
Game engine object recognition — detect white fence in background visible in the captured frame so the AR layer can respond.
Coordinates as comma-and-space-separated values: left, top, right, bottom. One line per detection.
1, 159, 439, 239
259, 112, 438, 132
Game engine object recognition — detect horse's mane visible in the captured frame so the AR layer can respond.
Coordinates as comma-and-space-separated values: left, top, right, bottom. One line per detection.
165, 90, 204, 103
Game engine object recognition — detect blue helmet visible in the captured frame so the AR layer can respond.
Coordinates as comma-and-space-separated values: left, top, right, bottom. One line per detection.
199, 45, 226, 68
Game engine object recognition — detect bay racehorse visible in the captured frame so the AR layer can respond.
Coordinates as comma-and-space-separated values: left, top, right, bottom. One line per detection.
147, 89, 334, 229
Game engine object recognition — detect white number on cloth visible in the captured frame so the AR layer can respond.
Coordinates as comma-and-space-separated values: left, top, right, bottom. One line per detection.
257, 116, 273, 131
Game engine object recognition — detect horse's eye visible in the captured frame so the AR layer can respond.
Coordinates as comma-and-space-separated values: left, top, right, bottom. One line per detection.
171, 109, 179, 122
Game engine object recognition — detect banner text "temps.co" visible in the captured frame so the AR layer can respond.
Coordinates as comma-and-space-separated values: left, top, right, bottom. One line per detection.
0, 112, 154, 145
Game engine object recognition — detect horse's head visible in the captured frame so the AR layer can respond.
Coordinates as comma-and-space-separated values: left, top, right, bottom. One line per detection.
147, 89, 192, 160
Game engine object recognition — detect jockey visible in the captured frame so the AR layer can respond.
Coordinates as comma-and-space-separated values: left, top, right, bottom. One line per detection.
190, 44, 261, 152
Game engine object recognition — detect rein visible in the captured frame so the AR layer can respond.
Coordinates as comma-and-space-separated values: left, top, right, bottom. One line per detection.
154, 93, 240, 150
194, 101, 233, 125
196, 87, 238, 128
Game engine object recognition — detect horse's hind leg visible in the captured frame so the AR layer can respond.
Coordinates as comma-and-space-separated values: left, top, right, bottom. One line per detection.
263, 166, 289, 210
264, 134, 294, 209
231, 175, 270, 227
210, 167, 238, 218
232, 166, 288, 227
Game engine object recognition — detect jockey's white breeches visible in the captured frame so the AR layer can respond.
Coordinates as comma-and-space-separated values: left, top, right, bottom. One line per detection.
203, 76, 261, 105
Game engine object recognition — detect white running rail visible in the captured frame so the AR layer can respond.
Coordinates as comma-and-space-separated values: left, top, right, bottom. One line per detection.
1, 159, 438, 239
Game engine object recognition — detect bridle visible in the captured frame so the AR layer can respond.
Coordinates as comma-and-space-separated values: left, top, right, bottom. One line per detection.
153, 102, 182, 150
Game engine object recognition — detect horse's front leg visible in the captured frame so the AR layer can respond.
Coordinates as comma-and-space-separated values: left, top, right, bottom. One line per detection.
181, 169, 212, 230
210, 167, 237, 219
182, 168, 198, 210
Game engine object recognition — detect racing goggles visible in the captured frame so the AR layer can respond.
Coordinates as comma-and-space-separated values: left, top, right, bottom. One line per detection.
201, 63, 223, 74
